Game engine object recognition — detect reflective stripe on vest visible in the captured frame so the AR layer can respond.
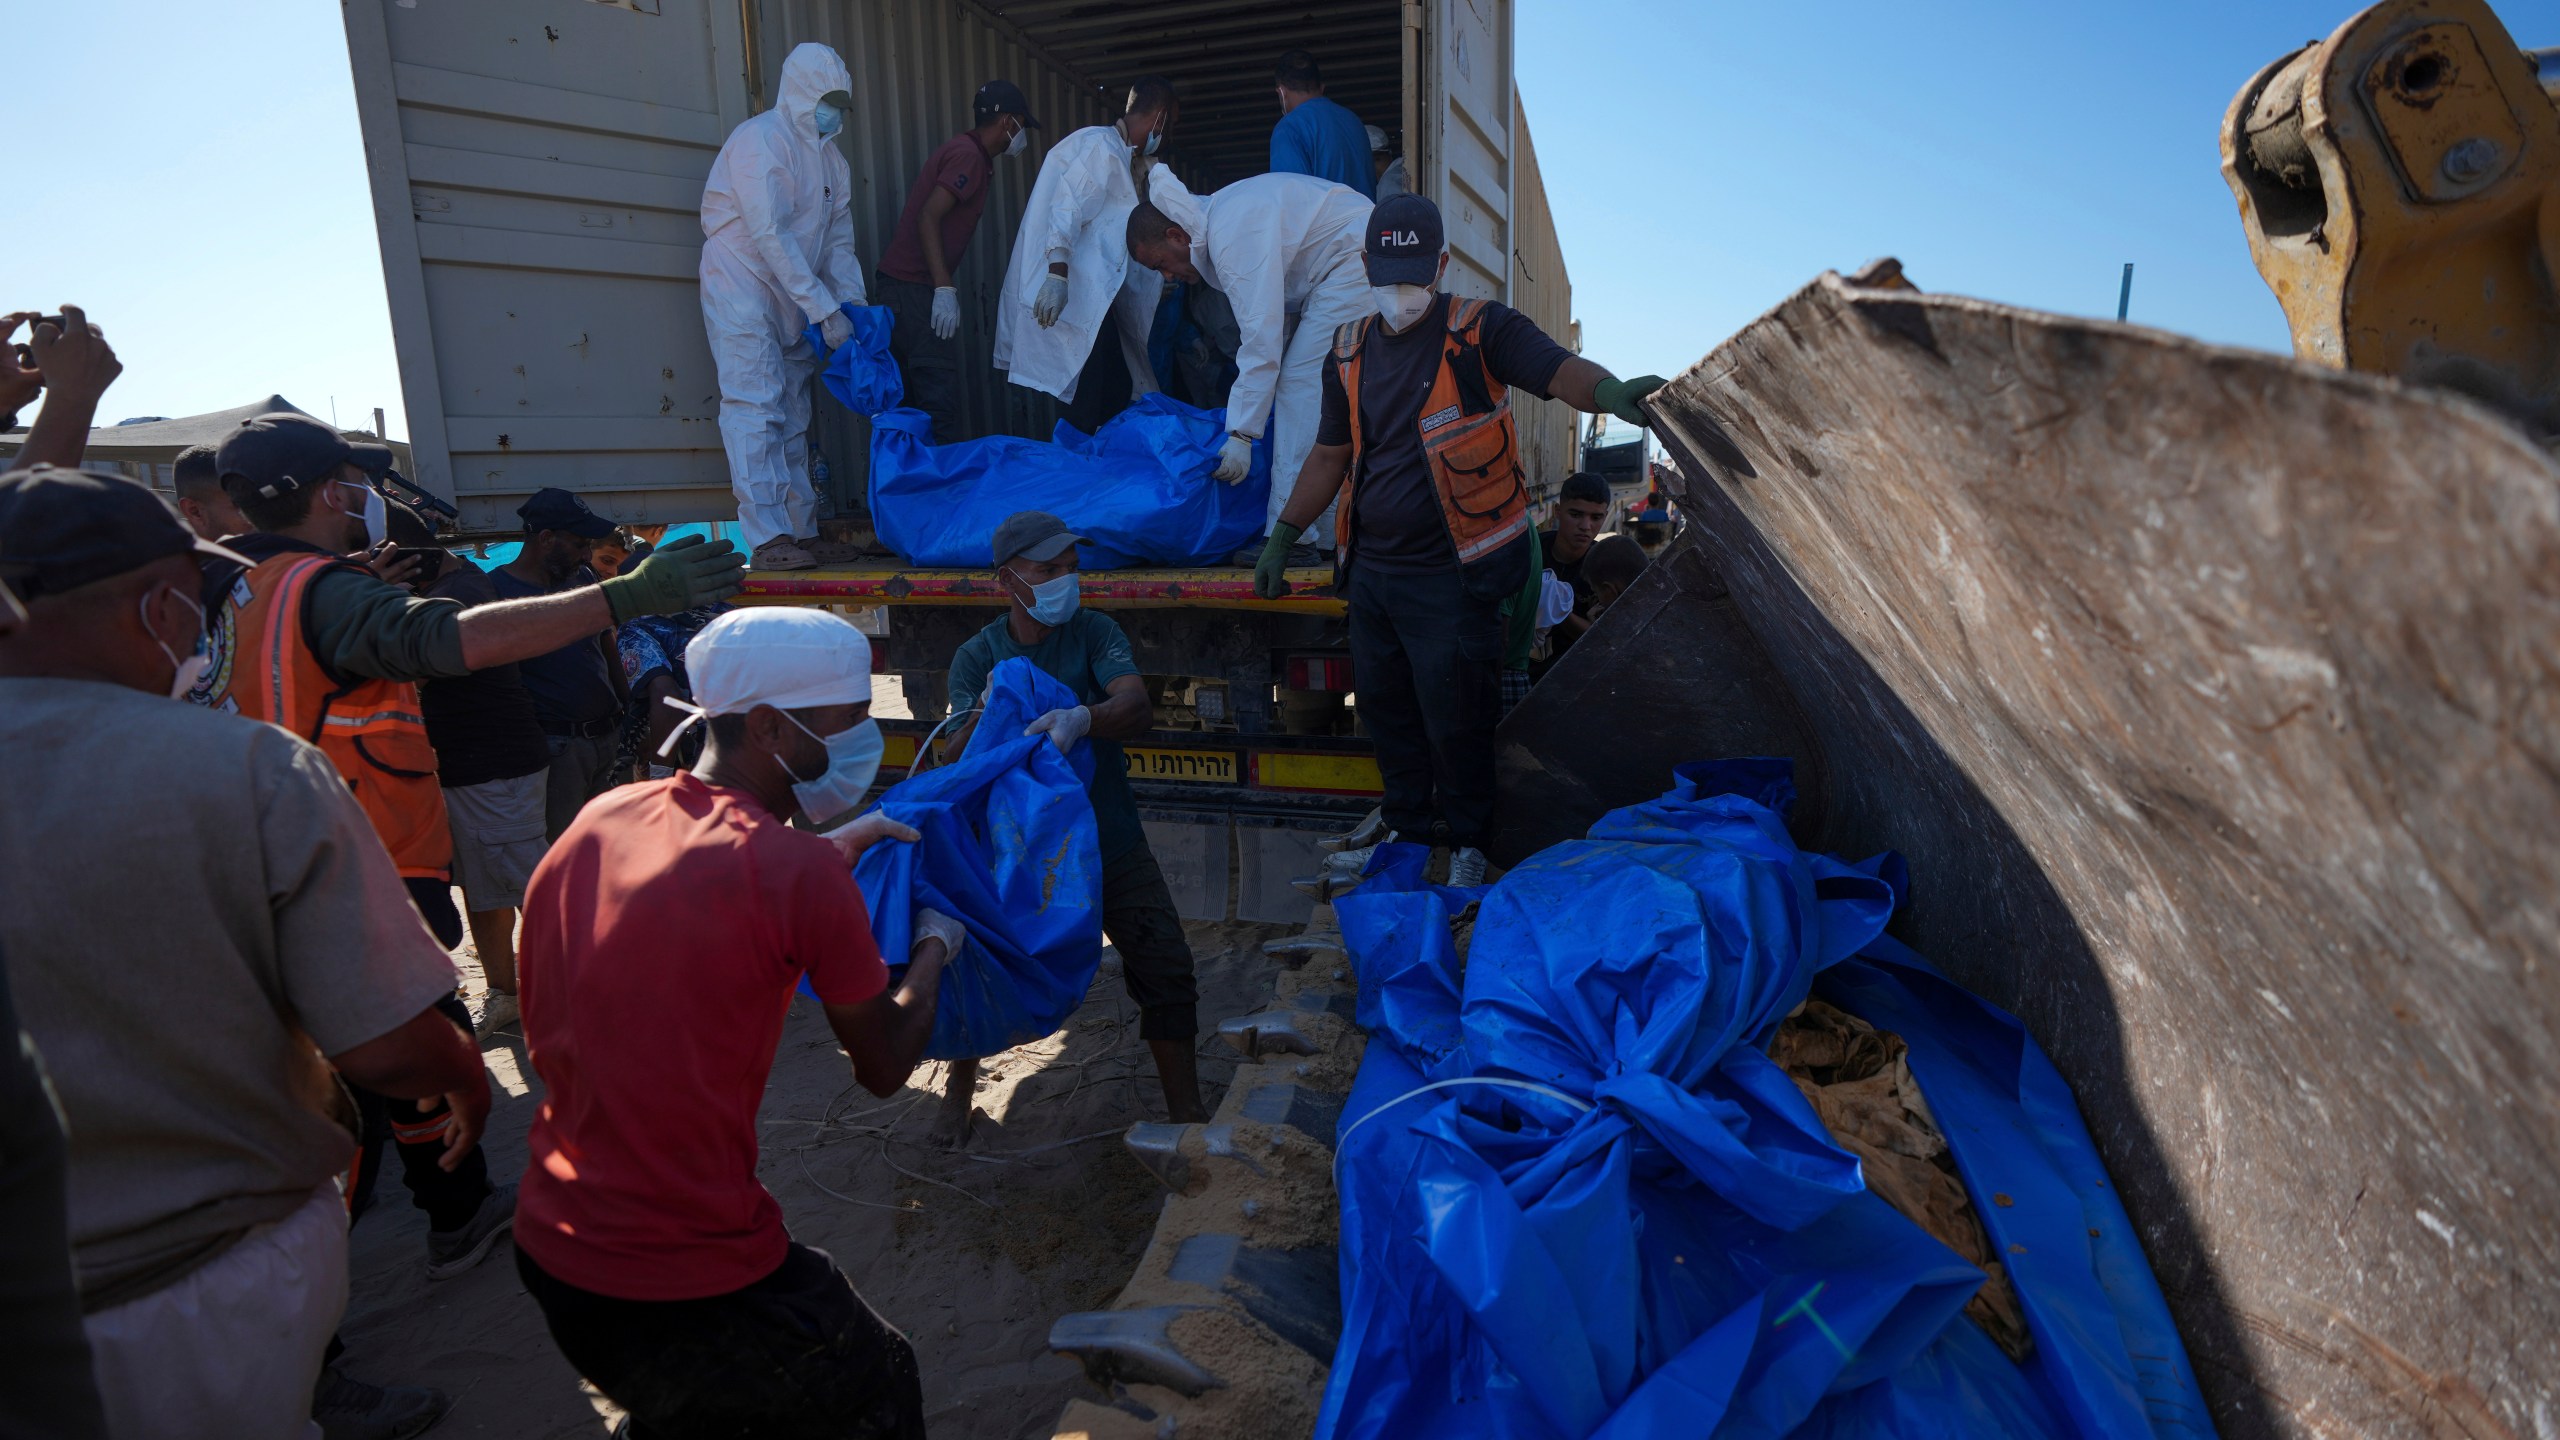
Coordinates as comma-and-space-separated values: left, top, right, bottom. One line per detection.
1330, 296, 1532, 567
217, 553, 454, 878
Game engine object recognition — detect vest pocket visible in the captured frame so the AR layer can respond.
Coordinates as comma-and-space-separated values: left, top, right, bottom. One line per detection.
1432, 414, 1524, 520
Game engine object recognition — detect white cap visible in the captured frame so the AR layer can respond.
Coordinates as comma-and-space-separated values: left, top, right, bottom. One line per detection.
1364, 123, 1388, 153
658, 608, 871, 756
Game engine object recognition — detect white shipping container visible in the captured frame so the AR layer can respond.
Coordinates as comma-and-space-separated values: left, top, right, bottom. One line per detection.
343, 0, 1571, 533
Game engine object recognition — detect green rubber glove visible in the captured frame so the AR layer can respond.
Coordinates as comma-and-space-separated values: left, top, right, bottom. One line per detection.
599, 533, 747, 623
1593, 374, 1667, 428
1253, 522, 1303, 600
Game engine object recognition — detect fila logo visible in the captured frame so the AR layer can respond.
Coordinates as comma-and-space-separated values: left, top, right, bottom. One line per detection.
1379, 229, 1421, 246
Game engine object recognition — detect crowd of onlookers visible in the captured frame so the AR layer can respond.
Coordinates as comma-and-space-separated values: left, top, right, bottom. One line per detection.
0, 309, 752, 1438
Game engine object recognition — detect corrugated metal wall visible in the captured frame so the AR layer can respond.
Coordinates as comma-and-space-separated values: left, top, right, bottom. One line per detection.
748, 0, 1120, 515
1508, 96, 1578, 510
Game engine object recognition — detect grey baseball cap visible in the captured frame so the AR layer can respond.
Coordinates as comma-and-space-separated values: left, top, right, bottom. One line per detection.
989, 511, 1085, 566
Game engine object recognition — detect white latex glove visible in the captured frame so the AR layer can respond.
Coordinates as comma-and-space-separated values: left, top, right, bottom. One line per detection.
930, 286, 961, 340
826, 809, 920, 864
818, 309, 853, 351
1033, 273, 1069, 327
1023, 704, 1093, 753
1213, 433, 1255, 485
912, 906, 967, 958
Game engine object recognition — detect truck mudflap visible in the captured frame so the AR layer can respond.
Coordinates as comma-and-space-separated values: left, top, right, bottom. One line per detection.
1500, 268, 2559, 1436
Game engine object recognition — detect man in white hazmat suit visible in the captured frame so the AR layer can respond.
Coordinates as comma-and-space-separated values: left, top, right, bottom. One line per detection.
1125, 171, 1371, 558
699, 43, 866, 573
991, 77, 1177, 434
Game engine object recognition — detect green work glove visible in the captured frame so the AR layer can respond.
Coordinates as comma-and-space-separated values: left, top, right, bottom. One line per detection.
1593, 374, 1667, 428
599, 533, 747, 622
1253, 522, 1303, 600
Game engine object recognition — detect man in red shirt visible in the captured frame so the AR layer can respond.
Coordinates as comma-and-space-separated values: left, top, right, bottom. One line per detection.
513, 607, 963, 1437
876, 79, 1039, 443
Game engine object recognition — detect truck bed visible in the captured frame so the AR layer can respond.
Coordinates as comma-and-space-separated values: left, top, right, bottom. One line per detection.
737, 561, 1346, 615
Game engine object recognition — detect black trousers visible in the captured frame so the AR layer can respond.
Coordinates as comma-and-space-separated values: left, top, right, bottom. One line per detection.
1058, 322, 1135, 437
874, 274, 963, 445
1348, 561, 1506, 848
1102, 843, 1198, 1041
518, 1243, 925, 1440
348, 992, 490, 1233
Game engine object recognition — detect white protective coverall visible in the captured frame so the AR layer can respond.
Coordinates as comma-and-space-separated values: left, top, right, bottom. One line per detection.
992, 123, 1162, 404
698, 43, 866, 552
1172, 172, 1372, 548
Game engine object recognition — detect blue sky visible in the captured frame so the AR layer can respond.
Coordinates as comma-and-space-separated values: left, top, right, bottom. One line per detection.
15, 1, 2544, 438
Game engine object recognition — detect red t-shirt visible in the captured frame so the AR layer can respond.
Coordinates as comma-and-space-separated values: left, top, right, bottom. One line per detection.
878, 132, 994, 286
514, 773, 887, 1300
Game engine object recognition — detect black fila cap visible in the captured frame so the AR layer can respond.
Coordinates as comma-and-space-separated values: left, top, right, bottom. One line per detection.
1364, 192, 1444, 286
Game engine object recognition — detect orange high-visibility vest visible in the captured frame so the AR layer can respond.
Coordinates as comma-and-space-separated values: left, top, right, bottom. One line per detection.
217, 553, 453, 879
1329, 296, 1532, 567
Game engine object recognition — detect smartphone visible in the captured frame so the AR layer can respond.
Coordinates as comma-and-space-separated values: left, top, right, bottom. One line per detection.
28, 314, 72, 336
392, 546, 446, 567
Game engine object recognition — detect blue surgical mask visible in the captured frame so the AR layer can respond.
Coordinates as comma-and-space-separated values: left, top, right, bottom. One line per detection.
781, 714, 883, 826
813, 101, 843, 139
1009, 567, 1080, 626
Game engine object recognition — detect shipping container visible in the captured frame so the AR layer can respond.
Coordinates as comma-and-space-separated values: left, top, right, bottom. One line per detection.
343, 0, 1575, 534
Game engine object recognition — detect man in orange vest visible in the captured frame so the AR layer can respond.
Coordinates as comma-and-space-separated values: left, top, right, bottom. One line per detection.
1252, 193, 1664, 886
198, 413, 746, 1292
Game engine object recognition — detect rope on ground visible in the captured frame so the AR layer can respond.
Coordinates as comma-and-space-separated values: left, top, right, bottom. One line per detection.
879, 1134, 996, 1209
796, 1151, 924, 1213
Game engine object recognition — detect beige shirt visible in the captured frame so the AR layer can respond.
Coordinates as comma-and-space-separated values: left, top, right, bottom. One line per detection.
0, 678, 460, 1308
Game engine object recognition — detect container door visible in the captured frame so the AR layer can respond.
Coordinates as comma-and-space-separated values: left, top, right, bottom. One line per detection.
1418, 0, 1514, 305
341, 0, 752, 530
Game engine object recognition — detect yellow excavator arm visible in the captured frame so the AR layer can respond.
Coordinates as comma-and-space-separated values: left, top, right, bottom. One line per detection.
2222, 0, 2560, 438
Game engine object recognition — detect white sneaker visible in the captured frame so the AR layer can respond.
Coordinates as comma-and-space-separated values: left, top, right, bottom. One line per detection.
1325, 830, 1397, 876
475, 991, 520, 1037
1447, 847, 1488, 888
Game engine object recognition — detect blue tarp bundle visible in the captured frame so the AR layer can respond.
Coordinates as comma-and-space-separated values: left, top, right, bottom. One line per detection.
1320, 760, 2214, 1439
806, 304, 904, 415
868, 399, 1270, 568
817, 658, 1105, 1060
806, 300, 1270, 568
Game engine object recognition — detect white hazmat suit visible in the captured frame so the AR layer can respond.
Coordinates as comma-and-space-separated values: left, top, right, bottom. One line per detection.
1165, 172, 1371, 549
992, 122, 1162, 404
699, 43, 865, 555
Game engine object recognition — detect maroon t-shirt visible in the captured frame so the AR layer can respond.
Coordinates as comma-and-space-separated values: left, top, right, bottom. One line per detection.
879, 133, 994, 285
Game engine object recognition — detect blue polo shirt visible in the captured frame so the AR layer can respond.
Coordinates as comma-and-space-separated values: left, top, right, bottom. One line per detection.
1271, 96, 1375, 199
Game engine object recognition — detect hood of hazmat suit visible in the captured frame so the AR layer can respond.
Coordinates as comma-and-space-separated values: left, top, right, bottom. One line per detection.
993, 123, 1165, 404
698, 42, 866, 552
1188, 172, 1370, 441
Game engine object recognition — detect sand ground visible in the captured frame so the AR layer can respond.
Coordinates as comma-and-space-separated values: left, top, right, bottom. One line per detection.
338, 899, 1290, 1439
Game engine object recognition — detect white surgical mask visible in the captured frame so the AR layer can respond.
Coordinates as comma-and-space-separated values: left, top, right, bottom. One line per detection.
142, 587, 209, 701
1373, 283, 1434, 331
1004, 121, 1028, 158
338, 479, 386, 547
814, 101, 843, 139
781, 713, 885, 826
1143, 125, 1162, 156
1010, 567, 1079, 626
